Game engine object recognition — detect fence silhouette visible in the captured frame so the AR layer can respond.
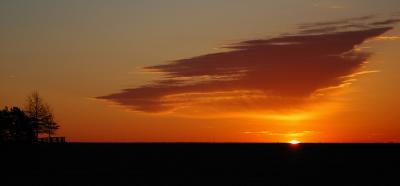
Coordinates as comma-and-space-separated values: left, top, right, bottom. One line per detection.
38, 137, 66, 143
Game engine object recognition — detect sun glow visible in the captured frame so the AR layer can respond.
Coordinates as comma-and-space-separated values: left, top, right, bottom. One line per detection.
249, 111, 315, 122
289, 140, 300, 144
268, 114, 312, 121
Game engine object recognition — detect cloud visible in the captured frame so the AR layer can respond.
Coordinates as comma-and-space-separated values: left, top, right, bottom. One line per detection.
374, 36, 400, 41
370, 19, 400, 26
97, 17, 397, 114
243, 130, 313, 137
298, 16, 373, 29
311, 1, 346, 10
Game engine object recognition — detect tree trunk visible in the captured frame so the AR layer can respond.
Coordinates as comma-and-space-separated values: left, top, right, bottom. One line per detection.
48, 129, 51, 143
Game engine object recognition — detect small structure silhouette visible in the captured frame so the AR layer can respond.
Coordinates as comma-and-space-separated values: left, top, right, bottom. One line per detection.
38, 137, 66, 143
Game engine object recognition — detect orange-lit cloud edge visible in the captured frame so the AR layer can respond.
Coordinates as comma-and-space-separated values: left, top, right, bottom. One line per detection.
97, 16, 400, 121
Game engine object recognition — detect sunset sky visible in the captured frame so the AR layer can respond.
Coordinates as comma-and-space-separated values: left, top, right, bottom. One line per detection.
1, 0, 400, 142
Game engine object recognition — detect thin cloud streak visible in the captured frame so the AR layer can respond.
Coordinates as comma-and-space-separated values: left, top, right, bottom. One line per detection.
243, 130, 313, 137
97, 17, 398, 114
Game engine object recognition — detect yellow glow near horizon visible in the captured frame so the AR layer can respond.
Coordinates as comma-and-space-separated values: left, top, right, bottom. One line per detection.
289, 140, 300, 144
259, 113, 313, 122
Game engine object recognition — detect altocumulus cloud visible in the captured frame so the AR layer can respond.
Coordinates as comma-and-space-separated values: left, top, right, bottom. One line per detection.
97, 17, 399, 114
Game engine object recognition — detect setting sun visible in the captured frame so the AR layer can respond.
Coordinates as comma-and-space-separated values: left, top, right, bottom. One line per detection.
289, 140, 300, 145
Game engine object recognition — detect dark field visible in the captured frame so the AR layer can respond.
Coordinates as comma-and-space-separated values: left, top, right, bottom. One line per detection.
1, 143, 399, 186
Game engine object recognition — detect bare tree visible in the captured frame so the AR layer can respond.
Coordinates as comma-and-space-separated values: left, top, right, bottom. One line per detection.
42, 106, 59, 139
25, 91, 59, 141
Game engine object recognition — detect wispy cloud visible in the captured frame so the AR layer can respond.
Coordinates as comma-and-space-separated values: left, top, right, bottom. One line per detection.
97, 17, 398, 115
243, 130, 313, 137
328, 5, 345, 9
371, 19, 400, 26
374, 36, 400, 41
311, 1, 346, 10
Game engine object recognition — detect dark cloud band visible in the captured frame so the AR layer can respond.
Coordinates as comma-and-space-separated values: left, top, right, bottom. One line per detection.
97, 17, 397, 114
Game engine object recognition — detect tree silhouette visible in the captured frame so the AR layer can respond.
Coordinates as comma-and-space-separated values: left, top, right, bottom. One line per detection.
42, 110, 59, 140
0, 92, 60, 143
9, 107, 34, 142
25, 91, 59, 140
0, 107, 12, 141
0, 107, 35, 142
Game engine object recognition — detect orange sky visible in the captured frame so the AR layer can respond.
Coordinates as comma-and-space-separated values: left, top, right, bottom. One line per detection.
1, 1, 400, 142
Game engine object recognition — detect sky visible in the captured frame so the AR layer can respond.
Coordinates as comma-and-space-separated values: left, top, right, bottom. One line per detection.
1, 0, 400, 142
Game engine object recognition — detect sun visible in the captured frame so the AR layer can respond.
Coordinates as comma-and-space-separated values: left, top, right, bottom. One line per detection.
289, 140, 300, 145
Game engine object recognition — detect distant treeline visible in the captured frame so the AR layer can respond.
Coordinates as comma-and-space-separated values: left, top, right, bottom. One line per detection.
0, 92, 59, 143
